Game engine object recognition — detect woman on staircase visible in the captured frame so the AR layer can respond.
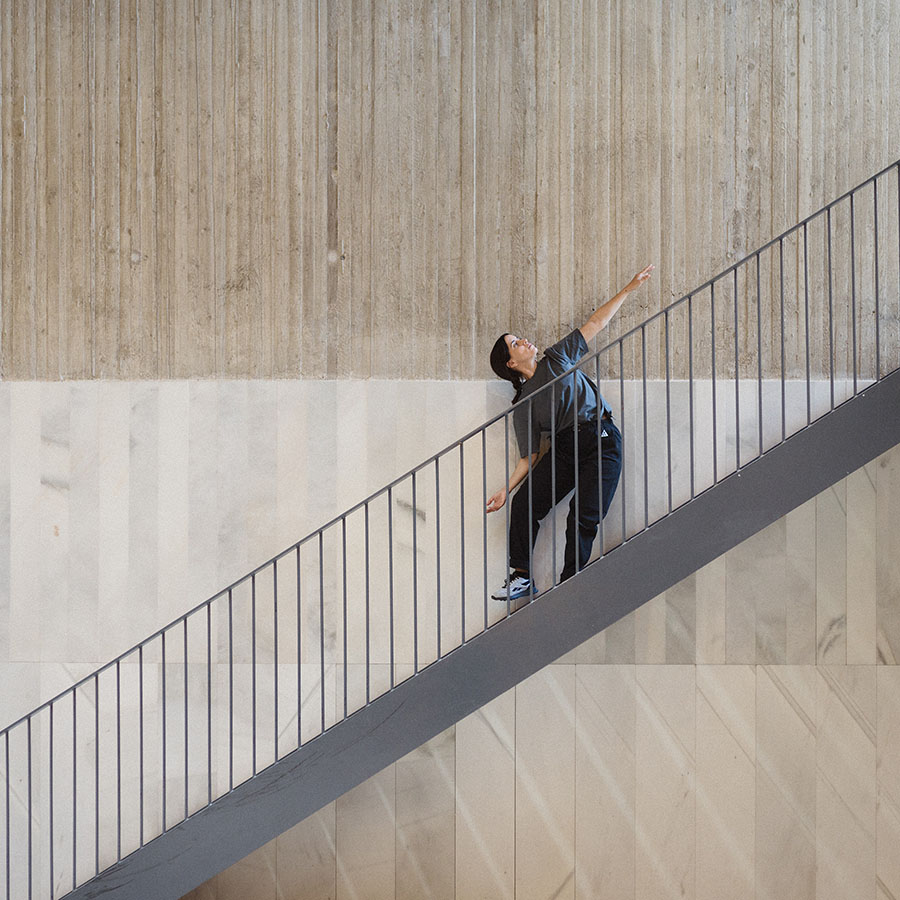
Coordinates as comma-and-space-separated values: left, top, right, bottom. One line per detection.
486, 264, 654, 600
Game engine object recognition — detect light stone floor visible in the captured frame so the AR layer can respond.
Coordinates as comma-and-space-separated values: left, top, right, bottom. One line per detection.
1, 379, 899, 899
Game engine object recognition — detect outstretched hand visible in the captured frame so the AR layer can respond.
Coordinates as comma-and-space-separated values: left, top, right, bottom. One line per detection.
627, 263, 654, 292
580, 263, 655, 343
486, 488, 507, 513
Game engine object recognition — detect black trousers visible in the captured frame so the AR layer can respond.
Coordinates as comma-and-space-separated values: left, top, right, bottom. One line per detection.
508, 416, 622, 582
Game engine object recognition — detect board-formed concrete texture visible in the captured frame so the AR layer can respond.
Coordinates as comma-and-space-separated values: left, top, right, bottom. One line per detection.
2, 2, 899, 381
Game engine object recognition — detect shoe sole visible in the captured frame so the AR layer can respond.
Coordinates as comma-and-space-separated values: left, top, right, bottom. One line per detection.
491, 587, 538, 601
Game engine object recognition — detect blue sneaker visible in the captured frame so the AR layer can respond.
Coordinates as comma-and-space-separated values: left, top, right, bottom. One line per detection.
491, 573, 537, 601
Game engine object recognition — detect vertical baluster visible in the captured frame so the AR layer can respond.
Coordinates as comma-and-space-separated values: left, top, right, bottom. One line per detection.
365, 502, 371, 703
162, 633, 167, 830
319, 532, 325, 733
756, 253, 763, 458
527, 399, 534, 587
827, 207, 835, 410
183, 620, 189, 819
503, 416, 511, 614
412, 472, 419, 667
389, 487, 396, 687
5, 732, 10, 900
733, 268, 740, 471
274, 562, 279, 760
116, 661, 122, 860
550, 383, 557, 585
641, 326, 648, 529
665, 311, 672, 513
459, 443, 466, 646
574, 369, 581, 569
481, 432, 488, 631
252, 574, 257, 774
595, 354, 605, 551
72, 690, 77, 884
804, 222, 811, 424
619, 342, 626, 539
850, 193, 858, 394
779, 239, 786, 442
27, 720, 32, 900
207, 604, 212, 804
94, 678, 99, 874
711, 282, 718, 484
688, 295, 695, 498
50, 706, 55, 897
296, 548, 302, 746
138, 646, 144, 848
228, 591, 234, 791
435, 459, 442, 656
873, 177, 880, 377
342, 518, 348, 719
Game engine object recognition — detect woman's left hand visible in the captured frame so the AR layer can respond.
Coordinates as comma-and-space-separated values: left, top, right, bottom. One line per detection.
486, 488, 507, 513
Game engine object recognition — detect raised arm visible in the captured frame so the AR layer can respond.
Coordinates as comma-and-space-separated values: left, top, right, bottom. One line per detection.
579, 264, 654, 345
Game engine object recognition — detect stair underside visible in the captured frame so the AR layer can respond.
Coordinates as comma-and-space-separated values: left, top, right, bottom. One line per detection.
69, 369, 900, 900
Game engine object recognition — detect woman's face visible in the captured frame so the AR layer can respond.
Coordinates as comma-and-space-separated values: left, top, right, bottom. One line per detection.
505, 334, 537, 369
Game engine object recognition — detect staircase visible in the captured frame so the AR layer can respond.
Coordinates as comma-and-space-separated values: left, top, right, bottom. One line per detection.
3, 159, 900, 900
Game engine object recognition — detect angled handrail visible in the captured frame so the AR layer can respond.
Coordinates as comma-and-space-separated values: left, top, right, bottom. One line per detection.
2, 157, 899, 900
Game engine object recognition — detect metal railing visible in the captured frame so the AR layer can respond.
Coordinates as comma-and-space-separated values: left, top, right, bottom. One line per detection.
2, 157, 900, 899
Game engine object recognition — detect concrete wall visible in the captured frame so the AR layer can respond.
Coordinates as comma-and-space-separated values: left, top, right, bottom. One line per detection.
2, 0, 899, 380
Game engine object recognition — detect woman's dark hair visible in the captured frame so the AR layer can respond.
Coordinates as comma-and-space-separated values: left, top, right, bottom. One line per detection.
490, 333, 525, 402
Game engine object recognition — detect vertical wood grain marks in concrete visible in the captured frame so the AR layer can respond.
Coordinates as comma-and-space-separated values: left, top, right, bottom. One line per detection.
3, 1, 900, 379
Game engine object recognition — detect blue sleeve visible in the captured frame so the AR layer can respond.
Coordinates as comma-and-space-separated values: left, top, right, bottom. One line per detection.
543, 329, 587, 367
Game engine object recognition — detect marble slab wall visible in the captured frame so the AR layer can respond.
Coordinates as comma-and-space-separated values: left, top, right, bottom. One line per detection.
2, 376, 850, 724
0, 379, 505, 724
1, 380, 899, 899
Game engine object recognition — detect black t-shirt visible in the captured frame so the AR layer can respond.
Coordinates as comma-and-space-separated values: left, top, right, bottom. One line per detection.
513, 329, 610, 458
